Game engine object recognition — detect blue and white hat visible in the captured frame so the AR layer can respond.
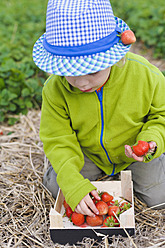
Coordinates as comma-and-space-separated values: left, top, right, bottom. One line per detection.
33, 0, 131, 76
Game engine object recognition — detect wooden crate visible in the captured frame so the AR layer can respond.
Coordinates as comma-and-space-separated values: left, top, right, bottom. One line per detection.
49, 170, 135, 245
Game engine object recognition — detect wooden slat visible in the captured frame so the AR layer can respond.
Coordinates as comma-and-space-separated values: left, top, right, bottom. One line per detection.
120, 206, 135, 228
54, 190, 64, 213
121, 170, 132, 203
49, 207, 64, 228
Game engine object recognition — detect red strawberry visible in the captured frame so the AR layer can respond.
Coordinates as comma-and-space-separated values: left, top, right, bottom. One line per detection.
63, 199, 69, 209
103, 216, 119, 227
95, 201, 108, 215
121, 30, 136, 45
71, 212, 85, 226
107, 200, 115, 206
132, 140, 149, 157
107, 199, 120, 207
100, 192, 114, 203
120, 202, 132, 211
65, 206, 73, 218
92, 198, 97, 204
86, 215, 103, 226
108, 206, 120, 216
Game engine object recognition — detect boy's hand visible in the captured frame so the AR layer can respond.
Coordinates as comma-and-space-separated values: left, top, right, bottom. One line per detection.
125, 141, 157, 162
74, 190, 100, 217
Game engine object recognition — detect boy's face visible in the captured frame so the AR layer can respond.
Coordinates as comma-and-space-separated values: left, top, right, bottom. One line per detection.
65, 67, 111, 92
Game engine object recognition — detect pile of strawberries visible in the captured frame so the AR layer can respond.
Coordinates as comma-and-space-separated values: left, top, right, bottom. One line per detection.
63, 191, 132, 227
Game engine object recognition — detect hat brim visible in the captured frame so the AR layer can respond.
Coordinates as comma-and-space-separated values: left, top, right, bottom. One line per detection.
33, 17, 131, 76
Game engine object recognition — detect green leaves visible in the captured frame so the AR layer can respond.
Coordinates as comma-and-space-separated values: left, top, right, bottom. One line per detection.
111, 0, 165, 58
0, 0, 47, 125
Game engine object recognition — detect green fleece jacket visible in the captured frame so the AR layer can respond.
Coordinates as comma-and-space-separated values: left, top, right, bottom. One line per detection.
40, 52, 165, 210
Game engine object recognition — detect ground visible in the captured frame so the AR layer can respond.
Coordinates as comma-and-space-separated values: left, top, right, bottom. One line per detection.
0, 44, 165, 247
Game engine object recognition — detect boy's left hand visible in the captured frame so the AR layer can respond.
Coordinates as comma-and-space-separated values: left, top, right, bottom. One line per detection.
125, 141, 157, 162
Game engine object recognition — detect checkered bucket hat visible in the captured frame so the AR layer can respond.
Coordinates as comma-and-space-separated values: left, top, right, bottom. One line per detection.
33, 0, 131, 76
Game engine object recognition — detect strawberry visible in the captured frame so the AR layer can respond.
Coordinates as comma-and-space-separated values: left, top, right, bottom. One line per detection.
107, 199, 120, 207
121, 30, 136, 45
107, 200, 115, 206
108, 205, 120, 216
132, 140, 149, 157
65, 206, 73, 218
100, 192, 114, 203
95, 201, 108, 215
63, 199, 69, 209
71, 212, 85, 226
92, 198, 97, 204
86, 215, 103, 226
120, 202, 131, 212
103, 216, 119, 227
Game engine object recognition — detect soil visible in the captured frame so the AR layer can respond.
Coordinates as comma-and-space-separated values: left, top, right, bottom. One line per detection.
130, 42, 165, 71
0, 43, 165, 247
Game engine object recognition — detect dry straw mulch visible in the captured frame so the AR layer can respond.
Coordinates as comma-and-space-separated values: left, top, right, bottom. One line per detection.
0, 110, 165, 248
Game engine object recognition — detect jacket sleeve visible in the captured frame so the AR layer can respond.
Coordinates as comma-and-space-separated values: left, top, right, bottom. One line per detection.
40, 87, 96, 210
136, 71, 165, 159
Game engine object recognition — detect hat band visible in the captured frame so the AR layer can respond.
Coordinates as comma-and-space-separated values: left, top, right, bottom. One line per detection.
43, 26, 121, 57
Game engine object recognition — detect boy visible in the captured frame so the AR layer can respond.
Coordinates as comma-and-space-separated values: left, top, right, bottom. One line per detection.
33, 0, 165, 216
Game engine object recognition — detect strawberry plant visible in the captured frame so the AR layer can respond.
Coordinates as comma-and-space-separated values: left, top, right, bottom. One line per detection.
0, 0, 48, 125
111, 0, 165, 59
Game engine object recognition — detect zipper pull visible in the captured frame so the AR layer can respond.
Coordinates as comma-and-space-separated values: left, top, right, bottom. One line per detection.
97, 88, 103, 102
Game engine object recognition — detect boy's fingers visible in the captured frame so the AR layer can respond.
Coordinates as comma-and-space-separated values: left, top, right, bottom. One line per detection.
75, 203, 95, 217
90, 190, 101, 200
75, 193, 99, 217
149, 141, 157, 151
85, 196, 99, 216
75, 203, 93, 216
125, 145, 144, 162
132, 153, 144, 162
125, 145, 133, 157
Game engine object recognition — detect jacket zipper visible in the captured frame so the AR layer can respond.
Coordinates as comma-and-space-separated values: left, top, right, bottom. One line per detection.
96, 87, 115, 176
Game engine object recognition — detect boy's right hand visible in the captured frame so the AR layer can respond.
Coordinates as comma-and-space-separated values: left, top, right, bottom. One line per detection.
74, 190, 100, 217
125, 141, 157, 162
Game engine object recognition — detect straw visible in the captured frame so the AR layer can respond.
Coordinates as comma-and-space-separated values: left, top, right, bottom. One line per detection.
0, 109, 165, 247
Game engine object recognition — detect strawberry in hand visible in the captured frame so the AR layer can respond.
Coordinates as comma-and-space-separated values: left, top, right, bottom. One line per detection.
125, 141, 157, 162
132, 140, 149, 157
